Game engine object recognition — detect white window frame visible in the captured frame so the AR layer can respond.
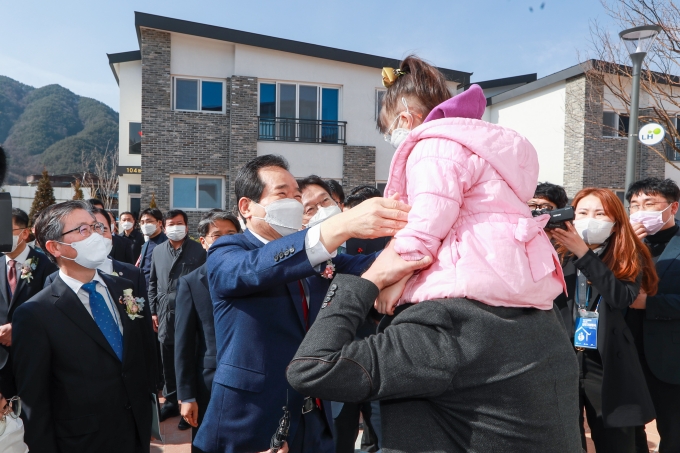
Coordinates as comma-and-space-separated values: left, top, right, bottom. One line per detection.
169, 175, 226, 211
172, 76, 227, 114
375, 89, 386, 120
258, 81, 342, 120
602, 111, 630, 138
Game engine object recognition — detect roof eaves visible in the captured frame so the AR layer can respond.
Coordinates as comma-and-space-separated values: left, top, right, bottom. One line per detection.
134, 12, 472, 85
487, 61, 593, 106
466, 73, 537, 91
106, 51, 142, 85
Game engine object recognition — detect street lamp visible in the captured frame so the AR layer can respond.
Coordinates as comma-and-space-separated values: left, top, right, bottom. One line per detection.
620, 24, 662, 199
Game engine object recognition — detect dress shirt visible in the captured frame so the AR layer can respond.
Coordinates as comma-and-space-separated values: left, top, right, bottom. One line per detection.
5, 244, 30, 279
59, 270, 123, 335
249, 225, 336, 307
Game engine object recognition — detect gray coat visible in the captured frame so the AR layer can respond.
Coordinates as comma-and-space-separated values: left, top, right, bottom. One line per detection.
287, 274, 583, 453
148, 238, 205, 344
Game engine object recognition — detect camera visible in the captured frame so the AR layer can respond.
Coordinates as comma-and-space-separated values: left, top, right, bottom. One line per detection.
531, 206, 575, 230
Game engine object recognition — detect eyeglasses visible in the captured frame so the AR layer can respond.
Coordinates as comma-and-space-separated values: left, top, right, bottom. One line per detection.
60, 222, 105, 238
628, 201, 669, 213
304, 196, 337, 216
0, 396, 21, 435
528, 203, 555, 211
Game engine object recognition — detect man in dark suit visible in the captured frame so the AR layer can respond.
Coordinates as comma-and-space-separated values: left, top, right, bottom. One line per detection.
175, 210, 241, 448
111, 234, 135, 264
137, 208, 167, 288
44, 208, 149, 307
149, 209, 206, 428
194, 155, 410, 453
12, 200, 157, 453
0, 208, 58, 397
287, 242, 582, 453
119, 211, 145, 263
627, 178, 680, 453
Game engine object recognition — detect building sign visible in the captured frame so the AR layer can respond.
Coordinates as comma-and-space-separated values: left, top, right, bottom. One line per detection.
639, 123, 665, 146
117, 166, 142, 176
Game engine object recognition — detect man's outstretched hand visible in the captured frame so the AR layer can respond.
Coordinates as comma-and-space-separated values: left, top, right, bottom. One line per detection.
319, 194, 411, 252
362, 240, 431, 292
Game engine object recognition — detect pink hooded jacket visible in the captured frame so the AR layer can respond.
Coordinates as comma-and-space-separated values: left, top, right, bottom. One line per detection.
385, 85, 566, 309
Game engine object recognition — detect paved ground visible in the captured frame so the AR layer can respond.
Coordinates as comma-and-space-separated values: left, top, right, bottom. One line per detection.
151, 403, 662, 453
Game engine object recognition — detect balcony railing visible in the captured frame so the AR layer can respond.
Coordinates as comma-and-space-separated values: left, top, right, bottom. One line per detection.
258, 117, 347, 145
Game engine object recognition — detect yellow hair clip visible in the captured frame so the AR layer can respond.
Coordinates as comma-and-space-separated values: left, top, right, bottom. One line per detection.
382, 67, 406, 88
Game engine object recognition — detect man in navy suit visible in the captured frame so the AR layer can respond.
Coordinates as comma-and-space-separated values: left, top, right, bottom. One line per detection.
175, 210, 241, 449
627, 178, 680, 453
194, 155, 410, 453
0, 208, 58, 397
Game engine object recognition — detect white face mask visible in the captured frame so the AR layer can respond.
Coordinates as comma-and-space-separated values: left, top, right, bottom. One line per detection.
306, 204, 342, 228
165, 225, 187, 241
120, 221, 134, 232
629, 204, 672, 235
573, 218, 616, 245
384, 97, 413, 150
103, 237, 113, 256
140, 223, 158, 236
57, 232, 109, 269
253, 198, 304, 237
10, 234, 24, 253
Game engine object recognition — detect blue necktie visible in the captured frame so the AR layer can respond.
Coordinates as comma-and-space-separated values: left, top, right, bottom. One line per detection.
81, 281, 123, 361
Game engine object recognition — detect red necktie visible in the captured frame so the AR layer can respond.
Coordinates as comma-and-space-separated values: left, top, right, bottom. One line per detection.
297, 281, 309, 330
297, 280, 323, 410
8, 260, 17, 297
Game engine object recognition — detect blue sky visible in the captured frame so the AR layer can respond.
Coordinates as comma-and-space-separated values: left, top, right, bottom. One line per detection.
0, 0, 617, 111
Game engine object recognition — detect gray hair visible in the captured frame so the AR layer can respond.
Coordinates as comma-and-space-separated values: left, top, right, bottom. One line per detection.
35, 200, 94, 263
197, 210, 242, 237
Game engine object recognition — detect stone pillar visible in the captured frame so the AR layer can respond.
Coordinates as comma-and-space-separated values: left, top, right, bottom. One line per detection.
342, 145, 376, 190
228, 76, 258, 209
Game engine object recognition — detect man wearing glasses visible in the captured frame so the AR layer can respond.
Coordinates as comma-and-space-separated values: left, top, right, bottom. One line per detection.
0, 208, 57, 398
527, 182, 569, 212
11, 201, 157, 453
626, 178, 680, 453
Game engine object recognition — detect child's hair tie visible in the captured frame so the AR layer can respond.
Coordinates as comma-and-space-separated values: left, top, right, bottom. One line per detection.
382, 67, 407, 88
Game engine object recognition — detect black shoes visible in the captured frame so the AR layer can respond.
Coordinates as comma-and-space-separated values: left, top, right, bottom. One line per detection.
159, 402, 180, 422
178, 418, 192, 430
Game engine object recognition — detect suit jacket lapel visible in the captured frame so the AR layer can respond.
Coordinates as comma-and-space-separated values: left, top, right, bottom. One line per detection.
655, 232, 680, 280
52, 275, 121, 362
9, 248, 36, 310
307, 277, 324, 325
0, 259, 9, 313
287, 281, 307, 332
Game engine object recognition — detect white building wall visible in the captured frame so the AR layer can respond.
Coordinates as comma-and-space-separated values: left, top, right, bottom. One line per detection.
116, 59, 142, 214
665, 163, 680, 187
486, 81, 567, 185
171, 33, 235, 79
257, 142, 343, 179
2, 186, 92, 213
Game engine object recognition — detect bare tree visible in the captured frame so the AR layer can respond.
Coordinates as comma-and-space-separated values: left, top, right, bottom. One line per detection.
83, 141, 119, 211
585, 0, 680, 169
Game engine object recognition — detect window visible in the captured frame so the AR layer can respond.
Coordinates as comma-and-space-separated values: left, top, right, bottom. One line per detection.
128, 184, 141, 194
602, 111, 629, 137
376, 89, 386, 120
258, 82, 345, 144
376, 181, 387, 196
171, 176, 224, 210
129, 123, 142, 154
666, 116, 680, 161
173, 78, 225, 113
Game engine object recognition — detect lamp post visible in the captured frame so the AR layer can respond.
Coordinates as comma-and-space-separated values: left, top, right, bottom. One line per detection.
620, 25, 662, 198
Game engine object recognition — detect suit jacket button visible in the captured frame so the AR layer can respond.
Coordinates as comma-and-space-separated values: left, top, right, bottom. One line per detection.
328, 291, 335, 297
290, 247, 295, 253
275, 255, 280, 262
324, 296, 331, 302
284, 250, 290, 257
321, 302, 328, 309
330, 284, 337, 290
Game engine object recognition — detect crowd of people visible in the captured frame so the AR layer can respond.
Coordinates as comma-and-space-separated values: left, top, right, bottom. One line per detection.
0, 54, 679, 453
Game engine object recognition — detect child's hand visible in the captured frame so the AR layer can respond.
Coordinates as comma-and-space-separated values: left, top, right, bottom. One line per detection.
375, 273, 412, 315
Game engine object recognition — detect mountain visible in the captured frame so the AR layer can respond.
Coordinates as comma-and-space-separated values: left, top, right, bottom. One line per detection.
0, 75, 118, 184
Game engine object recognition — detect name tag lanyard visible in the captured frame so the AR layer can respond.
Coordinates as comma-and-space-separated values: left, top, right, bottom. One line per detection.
574, 274, 601, 350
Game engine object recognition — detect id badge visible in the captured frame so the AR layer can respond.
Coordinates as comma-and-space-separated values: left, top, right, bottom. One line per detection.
574, 312, 598, 349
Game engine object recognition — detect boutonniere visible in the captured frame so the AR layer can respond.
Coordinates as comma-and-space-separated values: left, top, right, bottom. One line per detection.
119, 288, 145, 320
321, 259, 335, 279
110, 271, 119, 277
20, 257, 38, 282
357, 247, 364, 254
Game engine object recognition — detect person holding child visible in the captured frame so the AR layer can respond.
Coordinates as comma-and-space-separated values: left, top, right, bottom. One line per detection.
286, 55, 582, 452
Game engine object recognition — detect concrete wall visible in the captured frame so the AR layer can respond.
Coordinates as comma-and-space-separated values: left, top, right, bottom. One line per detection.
171, 33, 235, 79
257, 142, 343, 179
487, 81, 567, 186
2, 186, 92, 213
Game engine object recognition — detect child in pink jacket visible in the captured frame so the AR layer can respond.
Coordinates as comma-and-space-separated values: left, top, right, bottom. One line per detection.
379, 56, 565, 312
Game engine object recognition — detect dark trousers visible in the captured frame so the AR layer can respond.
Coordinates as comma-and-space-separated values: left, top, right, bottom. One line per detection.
361, 400, 382, 452
635, 355, 680, 453
0, 355, 16, 397
579, 350, 636, 453
160, 342, 177, 406
288, 407, 334, 453
333, 403, 361, 453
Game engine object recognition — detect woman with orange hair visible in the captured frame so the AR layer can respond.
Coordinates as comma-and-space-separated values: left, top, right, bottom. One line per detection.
552, 188, 658, 453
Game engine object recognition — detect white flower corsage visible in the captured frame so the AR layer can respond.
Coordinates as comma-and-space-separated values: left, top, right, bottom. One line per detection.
119, 288, 145, 320
321, 259, 335, 279
20, 257, 38, 282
